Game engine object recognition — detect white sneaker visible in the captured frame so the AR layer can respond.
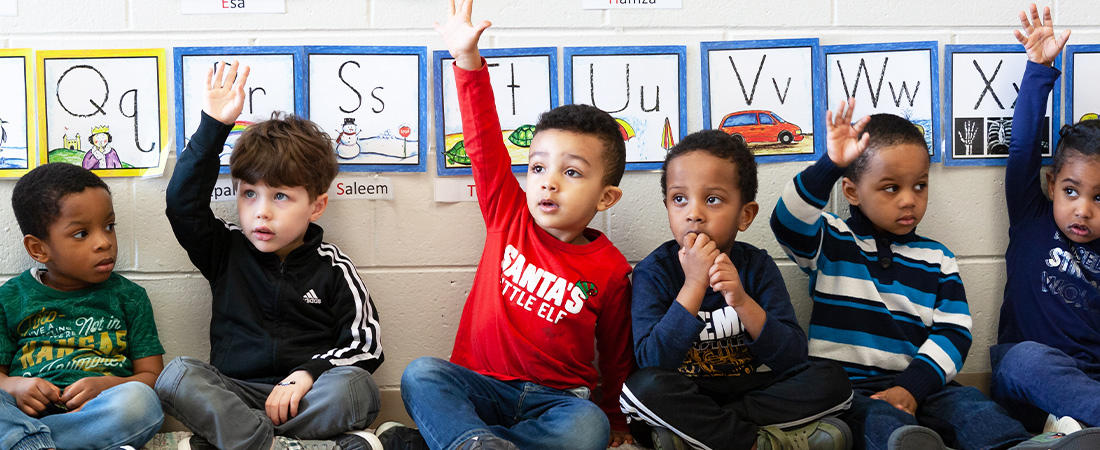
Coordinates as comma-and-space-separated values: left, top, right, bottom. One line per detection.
336, 430, 383, 450
1043, 414, 1085, 434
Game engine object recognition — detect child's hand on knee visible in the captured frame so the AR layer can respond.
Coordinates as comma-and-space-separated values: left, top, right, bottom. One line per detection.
870, 386, 918, 416
1, 376, 61, 417
1014, 3, 1070, 68
61, 375, 119, 412
266, 370, 314, 426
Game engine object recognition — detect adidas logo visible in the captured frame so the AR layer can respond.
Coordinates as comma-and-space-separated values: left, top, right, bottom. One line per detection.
302, 289, 322, 304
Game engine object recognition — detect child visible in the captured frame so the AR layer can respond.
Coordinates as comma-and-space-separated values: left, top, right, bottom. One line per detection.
619, 130, 854, 450
396, 1, 634, 449
2, 162, 164, 449
992, 4, 1100, 439
157, 61, 384, 450
770, 102, 1037, 450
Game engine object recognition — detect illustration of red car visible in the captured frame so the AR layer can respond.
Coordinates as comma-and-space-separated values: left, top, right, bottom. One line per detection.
718, 110, 804, 145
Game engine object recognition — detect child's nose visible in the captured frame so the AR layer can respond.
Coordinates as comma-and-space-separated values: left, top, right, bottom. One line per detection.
686, 205, 704, 223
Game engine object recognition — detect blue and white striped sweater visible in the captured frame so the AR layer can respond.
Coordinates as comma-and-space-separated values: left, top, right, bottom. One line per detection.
770, 156, 972, 402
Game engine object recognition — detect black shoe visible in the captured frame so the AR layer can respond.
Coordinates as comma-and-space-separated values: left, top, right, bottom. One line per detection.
651, 427, 688, 450
335, 431, 383, 450
376, 422, 429, 450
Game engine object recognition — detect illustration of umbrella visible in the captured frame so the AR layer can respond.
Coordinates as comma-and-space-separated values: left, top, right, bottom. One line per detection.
661, 117, 675, 150
614, 118, 636, 141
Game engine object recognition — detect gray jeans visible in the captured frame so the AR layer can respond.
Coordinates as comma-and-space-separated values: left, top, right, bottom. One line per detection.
156, 356, 380, 450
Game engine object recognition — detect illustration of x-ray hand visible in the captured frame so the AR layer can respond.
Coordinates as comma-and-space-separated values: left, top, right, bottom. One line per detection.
958, 120, 978, 155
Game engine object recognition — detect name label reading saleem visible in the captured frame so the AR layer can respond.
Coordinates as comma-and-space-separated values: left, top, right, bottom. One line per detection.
582, 0, 681, 9
182, 0, 285, 14
209, 176, 392, 202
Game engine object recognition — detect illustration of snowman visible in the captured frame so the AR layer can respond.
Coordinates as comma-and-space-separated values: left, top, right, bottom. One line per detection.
335, 118, 361, 159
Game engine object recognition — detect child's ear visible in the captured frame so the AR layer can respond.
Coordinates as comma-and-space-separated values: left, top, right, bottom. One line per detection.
596, 185, 623, 212
1046, 170, 1056, 198
309, 193, 329, 222
841, 177, 861, 206
738, 201, 760, 232
23, 235, 51, 264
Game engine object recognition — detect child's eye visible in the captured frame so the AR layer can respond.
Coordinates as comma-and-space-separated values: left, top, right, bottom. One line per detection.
706, 196, 721, 204
1066, 188, 1079, 198
915, 183, 927, 191
530, 165, 544, 174
72, 230, 87, 239
275, 193, 288, 201
243, 190, 256, 198
565, 169, 580, 178
106, 223, 116, 232
671, 194, 686, 204
884, 185, 898, 193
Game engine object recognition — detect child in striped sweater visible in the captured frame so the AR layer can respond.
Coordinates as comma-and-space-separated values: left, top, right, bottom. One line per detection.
770, 100, 1033, 450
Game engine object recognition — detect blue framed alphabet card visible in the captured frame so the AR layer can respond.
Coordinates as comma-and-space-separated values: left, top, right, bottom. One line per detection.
306, 46, 428, 173
174, 46, 305, 173
702, 39, 824, 163
38, 49, 169, 177
1066, 45, 1100, 125
0, 49, 35, 178
565, 46, 686, 171
945, 45, 1059, 166
434, 47, 558, 176
824, 42, 941, 162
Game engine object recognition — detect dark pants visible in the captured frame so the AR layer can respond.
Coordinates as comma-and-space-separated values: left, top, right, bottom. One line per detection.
841, 376, 1030, 450
991, 341, 1100, 430
619, 361, 853, 450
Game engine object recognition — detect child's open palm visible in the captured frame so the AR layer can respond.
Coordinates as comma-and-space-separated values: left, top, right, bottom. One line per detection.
826, 98, 869, 168
434, 0, 491, 71
1014, 4, 1070, 68
204, 60, 250, 126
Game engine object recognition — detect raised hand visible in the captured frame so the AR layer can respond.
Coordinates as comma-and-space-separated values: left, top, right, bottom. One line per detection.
1014, 4, 1070, 67
825, 98, 870, 168
433, 0, 492, 71
204, 60, 250, 126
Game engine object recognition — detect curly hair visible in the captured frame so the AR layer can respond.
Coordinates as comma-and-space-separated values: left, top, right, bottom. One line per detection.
230, 112, 339, 199
1052, 119, 1100, 176
534, 104, 627, 187
12, 163, 110, 239
843, 113, 928, 182
661, 129, 758, 205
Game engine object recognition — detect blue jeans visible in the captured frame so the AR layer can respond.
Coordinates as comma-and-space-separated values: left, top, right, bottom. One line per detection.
400, 357, 609, 450
991, 341, 1100, 429
841, 376, 1029, 450
156, 357, 380, 450
0, 381, 163, 450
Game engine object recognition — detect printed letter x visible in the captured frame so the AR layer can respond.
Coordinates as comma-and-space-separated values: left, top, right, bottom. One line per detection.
973, 59, 1004, 110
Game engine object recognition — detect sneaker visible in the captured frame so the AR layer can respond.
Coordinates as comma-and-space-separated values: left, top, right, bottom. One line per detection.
178, 435, 217, 450
375, 422, 429, 450
758, 417, 852, 450
455, 435, 519, 450
273, 436, 339, 450
1044, 414, 1085, 434
651, 426, 688, 450
887, 425, 945, 450
1012, 428, 1100, 449
336, 430, 384, 450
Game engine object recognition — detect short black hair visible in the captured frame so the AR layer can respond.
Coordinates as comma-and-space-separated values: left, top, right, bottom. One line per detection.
534, 104, 626, 187
661, 129, 757, 204
12, 163, 110, 239
843, 113, 928, 182
1052, 119, 1100, 176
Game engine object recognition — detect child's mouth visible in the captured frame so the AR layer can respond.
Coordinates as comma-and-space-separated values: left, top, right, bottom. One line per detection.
253, 227, 275, 241
1069, 224, 1091, 236
95, 258, 115, 272
897, 215, 916, 226
538, 199, 558, 212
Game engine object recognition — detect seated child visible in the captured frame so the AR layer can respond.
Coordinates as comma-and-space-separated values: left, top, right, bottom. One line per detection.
395, 1, 634, 449
619, 130, 854, 450
770, 102, 1037, 450
992, 4, 1100, 439
156, 61, 384, 450
1, 163, 164, 449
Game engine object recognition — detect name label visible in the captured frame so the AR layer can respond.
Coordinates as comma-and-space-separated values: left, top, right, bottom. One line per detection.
182, 0, 286, 14
582, 0, 681, 9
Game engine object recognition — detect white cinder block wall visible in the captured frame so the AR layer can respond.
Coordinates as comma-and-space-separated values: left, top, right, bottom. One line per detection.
2, 0, 1096, 425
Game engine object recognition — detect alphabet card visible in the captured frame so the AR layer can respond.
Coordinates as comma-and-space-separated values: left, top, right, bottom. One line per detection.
434, 47, 557, 176
0, 49, 35, 178
702, 39, 823, 163
175, 46, 304, 173
37, 49, 169, 177
1066, 45, 1100, 125
945, 45, 1059, 166
565, 46, 686, 170
306, 46, 427, 173
824, 42, 940, 162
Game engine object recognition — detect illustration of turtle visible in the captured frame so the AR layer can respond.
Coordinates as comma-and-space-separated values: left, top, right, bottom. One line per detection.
446, 140, 471, 165
508, 124, 536, 148
575, 281, 598, 300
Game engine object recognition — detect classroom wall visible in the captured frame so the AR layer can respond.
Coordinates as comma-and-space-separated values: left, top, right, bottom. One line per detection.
1, 0, 1096, 424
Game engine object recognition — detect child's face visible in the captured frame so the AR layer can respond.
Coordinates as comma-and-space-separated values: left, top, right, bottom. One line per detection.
236, 180, 328, 260
30, 187, 117, 291
664, 151, 758, 254
525, 129, 622, 245
842, 143, 929, 236
1047, 154, 1100, 243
